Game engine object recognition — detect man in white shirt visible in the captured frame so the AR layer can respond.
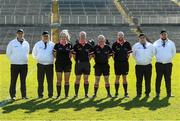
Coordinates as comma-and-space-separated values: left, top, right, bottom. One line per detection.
32, 31, 55, 98
6, 29, 30, 100
153, 30, 176, 98
132, 33, 155, 98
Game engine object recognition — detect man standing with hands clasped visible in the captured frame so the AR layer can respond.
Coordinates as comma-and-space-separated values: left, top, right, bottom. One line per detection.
132, 33, 155, 98
32, 31, 55, 99
112, 31, 132, 98
153, 30, 176, 98
6, 29, 30, 100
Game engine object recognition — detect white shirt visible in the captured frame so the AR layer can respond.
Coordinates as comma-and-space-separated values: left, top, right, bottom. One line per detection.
32, 40, 55, 65
132, 42, 155, 65
153, 39, 176, 64
6, 38, 30, 65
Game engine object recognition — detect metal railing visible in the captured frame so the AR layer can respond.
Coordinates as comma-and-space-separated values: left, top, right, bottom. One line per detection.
0, 15, 50, 25
137, 15, 180, 24
59, 15, 127, 24
0, 15, 180, 25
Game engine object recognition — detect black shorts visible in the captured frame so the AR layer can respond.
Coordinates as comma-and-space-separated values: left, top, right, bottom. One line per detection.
114, 61, 129, 75
75, 62, 90, 75
55, 63, 72, 72
94, 64, 110, 76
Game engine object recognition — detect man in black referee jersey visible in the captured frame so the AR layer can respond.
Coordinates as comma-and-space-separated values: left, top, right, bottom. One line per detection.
112, 31, 132, 98
72, 31, 94, 98
92, 35, 113, 98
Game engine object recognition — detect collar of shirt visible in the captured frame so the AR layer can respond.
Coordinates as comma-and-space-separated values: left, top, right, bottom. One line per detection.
17, 37, 24, 41
116, 40, 126, 45
159, 38, 169, 43
15, 38, 25, 45
97, 44, 105, 49
41, 40, 50, 44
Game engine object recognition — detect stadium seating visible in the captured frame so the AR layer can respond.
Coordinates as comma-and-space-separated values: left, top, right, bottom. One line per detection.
0, 0, 179, 53
0, 0, 51, 15
120, 0, 180, 24
58, 0, 126, 24
0, 25, 137, 53
121, 0, 180, 16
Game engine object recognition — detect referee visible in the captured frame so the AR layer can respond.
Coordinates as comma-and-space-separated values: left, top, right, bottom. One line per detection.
32, 31, 55, 98
92, 35, 113, 98
6, 29, 30, 100
132, 33, 155, 98
112, 31, 132, 98
72, 31, 94, 98
153, 30, 176, 98
53, 30, 73, 99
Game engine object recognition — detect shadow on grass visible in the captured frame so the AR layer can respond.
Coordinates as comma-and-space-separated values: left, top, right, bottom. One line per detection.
1, 96, 171, 113
119, 96, 170, 111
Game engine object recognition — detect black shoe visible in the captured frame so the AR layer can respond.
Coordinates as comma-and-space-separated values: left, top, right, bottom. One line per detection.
85, 95, 89, 98
11, 97, 16, 101
156, 94, 160, 98
38, 96, 43, 99
114, 93, 118, 98
124, 93, 129, 98
56, 96, 60, 99
167, 94, 175, 98
92, 94, 96, 99
65, 96, 69, 99
74, 95, 78, 98
136, 94, 141, 98
107, 94, 113, 98
22, 97, 28, 99
145, 94, 150, 98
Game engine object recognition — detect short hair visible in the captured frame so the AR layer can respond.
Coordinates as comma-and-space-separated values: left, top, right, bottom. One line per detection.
117, 31, 124, 37
60, 29, 70, 41
160, 30, 167, 34
139, 33, 146, 37
98, 35, 106, 41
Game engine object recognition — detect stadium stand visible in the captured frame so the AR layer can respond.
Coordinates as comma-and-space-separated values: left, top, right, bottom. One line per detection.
0, 0, 51, 15
0, 0, 179, 53
120, 0, 180, 24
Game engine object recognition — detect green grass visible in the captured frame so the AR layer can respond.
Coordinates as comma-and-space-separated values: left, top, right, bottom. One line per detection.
0, 54, 180, 120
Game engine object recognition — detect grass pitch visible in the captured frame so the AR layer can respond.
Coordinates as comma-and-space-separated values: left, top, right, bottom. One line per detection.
0, 54, 180, 120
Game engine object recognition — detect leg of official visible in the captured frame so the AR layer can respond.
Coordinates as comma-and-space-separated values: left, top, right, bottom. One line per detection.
115, 75, 120, 96
37, 64, 45, 98
83, 74, 89, 96
46, 65, 54, 98
122, 75, 128, 97
74, 75, 81, 97
104, 75, 111, 96
64, 72, 70, 97
10, 65, 19, 98
155, 63, 164, 96
144, 65, 152, 97
20, 65, 28, 98
93, 76, 100, 96
164, 63, 172, 96
135, 65, 144, 97
56, 72, 62, 98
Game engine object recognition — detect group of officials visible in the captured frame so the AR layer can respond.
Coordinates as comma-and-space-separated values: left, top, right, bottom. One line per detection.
6, 29, 176, 100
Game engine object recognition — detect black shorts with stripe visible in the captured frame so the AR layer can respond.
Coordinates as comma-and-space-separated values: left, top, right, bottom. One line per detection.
75, 62, 90, 75
114, 61, 129, 75
94, 63, 110, 76
55, 62, 72, 72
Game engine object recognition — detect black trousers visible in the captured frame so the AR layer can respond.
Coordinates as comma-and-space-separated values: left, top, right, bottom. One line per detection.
135, 64, 152, 96
155, 62, 172, 95
37, 63, 53, 97
10, 64, 28, 98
